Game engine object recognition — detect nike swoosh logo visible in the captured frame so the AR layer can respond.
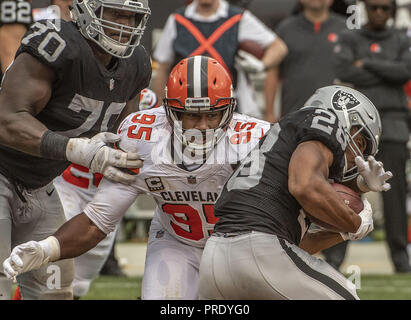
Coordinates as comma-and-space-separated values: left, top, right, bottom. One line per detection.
46, 189, 55, 197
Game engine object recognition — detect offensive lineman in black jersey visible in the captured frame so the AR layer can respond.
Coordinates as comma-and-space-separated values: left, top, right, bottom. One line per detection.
199, 85, 393, 300
0, 0, 151, 299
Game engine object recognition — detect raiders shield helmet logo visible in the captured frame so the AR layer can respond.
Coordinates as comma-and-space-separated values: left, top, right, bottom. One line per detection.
332, 90, 360, 110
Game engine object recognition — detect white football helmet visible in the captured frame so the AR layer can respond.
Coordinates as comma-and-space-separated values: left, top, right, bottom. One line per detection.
71, 0, 150, 58
304, 85, 382, 181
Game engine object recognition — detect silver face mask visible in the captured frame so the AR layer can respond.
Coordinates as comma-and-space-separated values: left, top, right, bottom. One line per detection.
304, 85, 382, 181
71, 0, 150, 58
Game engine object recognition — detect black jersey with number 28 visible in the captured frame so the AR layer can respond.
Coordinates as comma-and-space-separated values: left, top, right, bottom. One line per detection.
214, 107, 347, 245
0, 19, 151, 189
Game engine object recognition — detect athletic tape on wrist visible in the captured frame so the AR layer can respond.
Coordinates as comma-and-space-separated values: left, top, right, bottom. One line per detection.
39, 236, 61, 262
40, 130, 69, 160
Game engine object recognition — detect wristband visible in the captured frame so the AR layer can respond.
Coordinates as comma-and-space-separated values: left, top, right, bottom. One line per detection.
40, 130, 70, 160
39, 236, 61, 262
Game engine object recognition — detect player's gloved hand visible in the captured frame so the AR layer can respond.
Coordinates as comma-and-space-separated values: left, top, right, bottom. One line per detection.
3, 237, 60, 283
66, 132, 143, 185
235, 50, 266, 73
355, 156, 392, 192
340, 198, 373, 241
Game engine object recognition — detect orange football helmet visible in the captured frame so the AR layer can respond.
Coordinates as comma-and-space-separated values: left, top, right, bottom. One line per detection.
164, 56, 236, 152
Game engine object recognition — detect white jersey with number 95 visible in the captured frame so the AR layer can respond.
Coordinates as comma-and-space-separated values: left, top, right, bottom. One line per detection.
84, 106, 270, 247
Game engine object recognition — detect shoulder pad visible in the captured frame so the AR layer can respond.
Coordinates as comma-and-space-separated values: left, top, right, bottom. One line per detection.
228, 113, 271, 144
17, 20, 81, 71
224, 114, 270, 162
117, 107, 169, 157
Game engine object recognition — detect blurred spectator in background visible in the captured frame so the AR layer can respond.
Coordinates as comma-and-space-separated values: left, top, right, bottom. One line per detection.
31, 0, 71, 21
264, 0, 347, 123
0, 0, 32, 74
334, 0, 411, 273
52, 0, 72, 20
152, 0, 287, 118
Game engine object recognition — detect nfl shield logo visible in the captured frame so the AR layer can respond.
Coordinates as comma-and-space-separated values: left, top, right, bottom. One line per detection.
187, 176, 197, 184
109, 78, 115, 91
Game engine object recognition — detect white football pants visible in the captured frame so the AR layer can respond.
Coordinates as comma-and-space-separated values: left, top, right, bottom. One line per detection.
142, 214, 203, 300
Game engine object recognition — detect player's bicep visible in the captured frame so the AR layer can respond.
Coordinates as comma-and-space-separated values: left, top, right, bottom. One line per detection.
0, 52, 55, 115
83, 178, 141, 235
288, 140, 333, 197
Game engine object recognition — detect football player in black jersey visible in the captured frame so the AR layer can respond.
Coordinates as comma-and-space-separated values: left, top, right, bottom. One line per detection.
198, 85, 393, 300
0, 0, 151, 300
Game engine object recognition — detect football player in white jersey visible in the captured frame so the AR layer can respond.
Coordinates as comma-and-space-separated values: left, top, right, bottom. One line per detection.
3, 56, 271, 299
49, 89, 159, 299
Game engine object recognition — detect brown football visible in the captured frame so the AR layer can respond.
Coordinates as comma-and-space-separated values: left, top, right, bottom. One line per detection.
306, 183, 363, 231
331, 183, 364, 214
238, 40, 265, 59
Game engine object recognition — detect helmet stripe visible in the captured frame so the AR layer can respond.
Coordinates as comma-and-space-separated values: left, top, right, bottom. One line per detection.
200, 56, 209, 98
193, 55, 202, 97
187, 56, 195, 98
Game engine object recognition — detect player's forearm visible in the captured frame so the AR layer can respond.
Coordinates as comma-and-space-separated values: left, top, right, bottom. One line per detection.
262, 37, 287, 70
0, 110, 49, 156
294, 177, 360, 233
289, 142, 361, 233
54, 213, 107, 260
299, 231, 344, 255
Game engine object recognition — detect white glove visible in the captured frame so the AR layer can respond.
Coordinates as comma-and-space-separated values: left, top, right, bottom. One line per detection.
355, 156, 393, 192
235, 50, 266, 73
340, 198, 374, 241
66, 132, 143, 185
3, 237, 60, 283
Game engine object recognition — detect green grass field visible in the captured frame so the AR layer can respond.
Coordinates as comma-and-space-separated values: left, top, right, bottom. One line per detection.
75, 274, 411, 300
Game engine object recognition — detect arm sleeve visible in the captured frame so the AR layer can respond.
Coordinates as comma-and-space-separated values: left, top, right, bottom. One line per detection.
238, 10, 276, 48
333, 33, 383, 87
153, 14, 177, 63
83, 178, 142, 235
362, 36, 411, 85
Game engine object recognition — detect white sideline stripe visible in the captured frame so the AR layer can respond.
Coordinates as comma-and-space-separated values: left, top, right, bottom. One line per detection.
193, 55, 202, 97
